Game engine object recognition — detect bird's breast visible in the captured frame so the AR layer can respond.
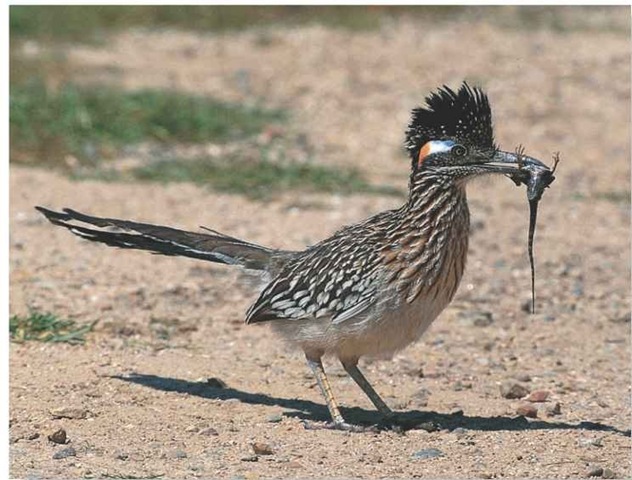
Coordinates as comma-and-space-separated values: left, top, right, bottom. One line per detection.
270, 193, 471, 360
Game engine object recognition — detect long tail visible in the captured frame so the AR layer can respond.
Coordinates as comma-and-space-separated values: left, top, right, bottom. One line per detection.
35, 206, 294, 272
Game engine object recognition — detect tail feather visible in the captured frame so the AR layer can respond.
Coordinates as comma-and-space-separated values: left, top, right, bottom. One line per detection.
35, 206, 293, 271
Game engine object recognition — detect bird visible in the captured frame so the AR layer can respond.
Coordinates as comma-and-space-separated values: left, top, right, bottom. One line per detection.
36, 82, 551, 431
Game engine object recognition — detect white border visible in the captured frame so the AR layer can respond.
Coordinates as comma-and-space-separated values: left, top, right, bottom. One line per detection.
4, 3, 631, 479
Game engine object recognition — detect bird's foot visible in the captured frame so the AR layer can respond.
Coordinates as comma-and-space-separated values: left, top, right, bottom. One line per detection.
302, 420, 378, 433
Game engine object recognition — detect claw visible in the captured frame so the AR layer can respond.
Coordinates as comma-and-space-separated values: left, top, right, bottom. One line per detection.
302, 420, 377, 433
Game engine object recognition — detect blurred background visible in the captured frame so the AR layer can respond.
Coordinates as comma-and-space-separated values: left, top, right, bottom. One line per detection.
10, 5, 630, 197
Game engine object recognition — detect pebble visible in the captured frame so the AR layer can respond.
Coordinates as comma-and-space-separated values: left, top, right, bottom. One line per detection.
473, 311, 494, 327
579, 437, 603, 448
114, 450, 129, 460
525, 390, 550, 402
586, 467, 615, 478
27, 432, 40, 441
516, 404, 538, 418
198, 427, 219, 436
451, 427, 468, 438
241, 454, 259, 462
500, 381, 530, 399
459, 310, 494, 327
515, 373, 532, 382
266, 413, 283, 423
206, 377, 227, 389
252, 442, 274, 455
572, 281, 584, 297
586, 467, 603, 478
545, 402, 562, 416
412, 448, 444, 460
170, 449, 188, 459
411, 388, 431, 407
48, 428, 67, 444
52, 446, 76, 460
49, 407, 88, 420
452, 380, 472, 391
416, 421, 440, 432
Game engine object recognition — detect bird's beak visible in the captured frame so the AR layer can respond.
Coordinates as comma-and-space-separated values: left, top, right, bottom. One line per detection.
477, 150, 556, 200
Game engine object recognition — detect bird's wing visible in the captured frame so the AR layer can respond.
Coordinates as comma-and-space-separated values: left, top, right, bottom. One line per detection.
245, 237, 381, 325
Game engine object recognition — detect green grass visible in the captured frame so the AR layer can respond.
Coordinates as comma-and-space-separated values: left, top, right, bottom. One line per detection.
10, 81, 285, 166
77, 157, 405, 200
10, 5, 626, 44
9, 6, 423, 198
10, 310, 95, 344
9, 6, 457, 42
10, 79, 402, 198
593, 191, 631, 204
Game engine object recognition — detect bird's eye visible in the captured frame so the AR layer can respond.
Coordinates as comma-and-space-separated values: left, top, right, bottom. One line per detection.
452, 144, 467, 157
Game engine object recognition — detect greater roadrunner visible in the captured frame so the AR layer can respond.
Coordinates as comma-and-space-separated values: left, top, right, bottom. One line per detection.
37, 83, 553, 430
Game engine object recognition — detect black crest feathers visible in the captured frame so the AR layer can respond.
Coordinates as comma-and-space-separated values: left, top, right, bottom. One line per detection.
405, 82, 495, 163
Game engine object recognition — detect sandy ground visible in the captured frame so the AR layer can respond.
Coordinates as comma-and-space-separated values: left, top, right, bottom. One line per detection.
10, 11, 631, 479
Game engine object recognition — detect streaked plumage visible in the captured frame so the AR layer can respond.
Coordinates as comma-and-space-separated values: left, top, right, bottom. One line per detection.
37, 82, 552, 429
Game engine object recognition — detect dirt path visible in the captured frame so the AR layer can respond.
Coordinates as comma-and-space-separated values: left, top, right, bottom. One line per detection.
10, 13, 631, 479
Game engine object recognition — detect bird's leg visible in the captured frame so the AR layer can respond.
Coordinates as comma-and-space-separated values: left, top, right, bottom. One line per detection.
304, 355, 373, 432
305, 355, 347, 426
340, 359, 392, 415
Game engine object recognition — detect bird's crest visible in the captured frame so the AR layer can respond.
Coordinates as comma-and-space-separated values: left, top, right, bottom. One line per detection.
405, 82, 495, 165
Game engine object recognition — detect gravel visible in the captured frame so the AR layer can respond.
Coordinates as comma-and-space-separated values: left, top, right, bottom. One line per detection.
266, 413, 283, 423
49, 407, 88, 420
524, 390, 550, 402
545, 402, 562, 416
47, 429, 67, 445
500, 382, 530, 399
251, 443, 274, 455
412, 448, 445, 460
516, 404, 538, 418
52, 447, 76, 460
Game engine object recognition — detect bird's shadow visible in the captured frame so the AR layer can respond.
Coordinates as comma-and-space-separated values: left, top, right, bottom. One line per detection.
113, 373, 630, 436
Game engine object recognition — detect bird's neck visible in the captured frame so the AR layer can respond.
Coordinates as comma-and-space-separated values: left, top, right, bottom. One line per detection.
382, 173, 470, 303
405, 173, 468, 218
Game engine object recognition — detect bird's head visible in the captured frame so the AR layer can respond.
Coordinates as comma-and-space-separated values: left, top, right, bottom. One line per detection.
405, 82, 549, 186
